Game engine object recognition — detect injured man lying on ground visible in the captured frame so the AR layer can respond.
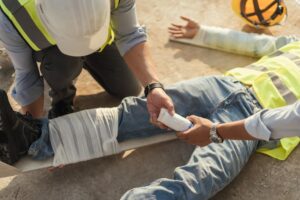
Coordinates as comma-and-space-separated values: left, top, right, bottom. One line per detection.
1, 24, 300, 199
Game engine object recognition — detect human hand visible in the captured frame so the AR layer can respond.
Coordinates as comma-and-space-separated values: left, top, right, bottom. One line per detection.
168, 16, 200, 39
177, 115, 213, 147
147, 88, 175, 129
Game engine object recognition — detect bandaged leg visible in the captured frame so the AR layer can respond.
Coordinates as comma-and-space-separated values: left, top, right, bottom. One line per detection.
33, 76, 250, 167
49, 108, 120, 166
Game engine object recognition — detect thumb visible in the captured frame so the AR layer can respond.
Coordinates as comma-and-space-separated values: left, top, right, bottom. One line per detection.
180, 16, 191, 22
151, 112, 158, 122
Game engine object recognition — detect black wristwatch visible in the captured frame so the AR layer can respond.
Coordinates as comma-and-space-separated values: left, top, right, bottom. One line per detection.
144, 82, 165, 97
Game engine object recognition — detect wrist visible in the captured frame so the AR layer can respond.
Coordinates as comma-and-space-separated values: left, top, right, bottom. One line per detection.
217, 120, 254, 140
209, 122, 223, 143
216, 123, 225, 140
144, 82, 165, 97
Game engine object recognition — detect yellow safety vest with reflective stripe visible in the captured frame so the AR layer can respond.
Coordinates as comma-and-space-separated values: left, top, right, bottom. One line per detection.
0, 0, 119, 52
226, 41, 300, 160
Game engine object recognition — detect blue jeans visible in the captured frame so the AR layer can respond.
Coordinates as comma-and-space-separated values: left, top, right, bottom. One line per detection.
29, 76, 262, 199
119, 76, 262, 200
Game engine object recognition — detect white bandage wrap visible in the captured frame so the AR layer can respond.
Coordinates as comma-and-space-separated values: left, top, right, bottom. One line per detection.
170, 25, 279, 57
158, 108, 193, 132
49, 108, 120, 167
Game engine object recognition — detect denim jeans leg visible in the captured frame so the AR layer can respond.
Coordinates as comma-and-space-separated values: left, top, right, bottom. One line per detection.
117, 76, 253, 141
28, 118, 54, 160
121, 77, 262, 200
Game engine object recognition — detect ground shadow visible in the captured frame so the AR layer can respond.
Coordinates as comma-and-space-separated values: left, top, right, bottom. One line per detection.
0, 140, 194, 200
164, 41, 256, 73
0, 67, 14, 92
74, 91, 122, 111
241, 24, 273, 35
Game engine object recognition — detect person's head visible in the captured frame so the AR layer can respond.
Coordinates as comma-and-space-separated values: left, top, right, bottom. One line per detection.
36, 0, 111, 56
231, 0, 287, 29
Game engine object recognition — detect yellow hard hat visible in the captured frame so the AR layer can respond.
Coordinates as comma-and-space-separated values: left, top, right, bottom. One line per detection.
232, 0, 287, 28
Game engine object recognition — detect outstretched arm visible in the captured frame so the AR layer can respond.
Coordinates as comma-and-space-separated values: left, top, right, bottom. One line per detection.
169, 16, 299, 58
111, 0, 175, 127
177, 100, 300, 146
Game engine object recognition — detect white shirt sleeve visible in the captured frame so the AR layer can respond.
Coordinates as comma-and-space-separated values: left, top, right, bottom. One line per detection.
244, 101, 300, 141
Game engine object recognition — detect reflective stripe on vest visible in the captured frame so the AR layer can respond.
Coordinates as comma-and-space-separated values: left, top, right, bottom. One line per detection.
227, 42, 300, 160
226, 41, 300, 108
0, 0, 55, 51
0, 0, 119, 52
245, 51, 300, 105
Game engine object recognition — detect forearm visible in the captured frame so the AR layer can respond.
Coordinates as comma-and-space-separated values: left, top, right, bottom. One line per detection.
21, 94, 44, 118
124, 42, 159, 86
217, 120, 257, 141
218, 101, 300, 142
111, 0, 159, 86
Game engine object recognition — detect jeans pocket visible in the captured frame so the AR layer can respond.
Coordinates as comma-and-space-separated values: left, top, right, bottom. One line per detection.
209, 88, 262, 122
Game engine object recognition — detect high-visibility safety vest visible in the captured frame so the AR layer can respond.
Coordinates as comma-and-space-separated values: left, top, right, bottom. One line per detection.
226, 41, 300, 160
0, 0, 119, 52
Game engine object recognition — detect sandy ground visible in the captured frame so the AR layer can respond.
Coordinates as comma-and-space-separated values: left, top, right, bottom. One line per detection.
0, 0, 300, 199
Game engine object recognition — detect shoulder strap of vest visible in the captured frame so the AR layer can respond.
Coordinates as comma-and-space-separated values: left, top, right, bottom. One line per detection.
113, 0, 120, 9
98, 0, 120, 52
0, 0, 53, 51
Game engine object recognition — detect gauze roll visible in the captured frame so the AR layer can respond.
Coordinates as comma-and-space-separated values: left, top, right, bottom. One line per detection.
158, 108, 193, 132
49, 107, 120, 167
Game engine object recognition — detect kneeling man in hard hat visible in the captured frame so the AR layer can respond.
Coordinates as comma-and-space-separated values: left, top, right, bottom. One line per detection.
0, 0, 174, 124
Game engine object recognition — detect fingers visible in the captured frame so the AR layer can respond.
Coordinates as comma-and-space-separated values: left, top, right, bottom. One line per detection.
177, 122, 198, 141
149, 111, 172, 130
168, 26, 181, 32
176, 132, 188, 140
186, 115, 199, 124
168, 26, 185, 39
180, 16, 199, 27
150, 112, 158, 124
168, 29, 183, 34
146, 88, 175, 128
168, 29, 185, 38
180, 16, 198, 25
165, 99, 175, 116
170, 23, 183, 28
180, 16, 191, 22
158, 122, 170, 130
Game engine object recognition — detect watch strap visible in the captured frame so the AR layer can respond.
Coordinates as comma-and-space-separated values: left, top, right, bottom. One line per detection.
144, 82, 164, 97
209, 122, 223, 143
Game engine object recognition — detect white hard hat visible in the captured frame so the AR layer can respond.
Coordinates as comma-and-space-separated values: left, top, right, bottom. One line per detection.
36, 0, 110, 56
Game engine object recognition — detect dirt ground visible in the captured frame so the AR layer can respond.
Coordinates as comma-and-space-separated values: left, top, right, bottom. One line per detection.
1, 0, 300, 199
